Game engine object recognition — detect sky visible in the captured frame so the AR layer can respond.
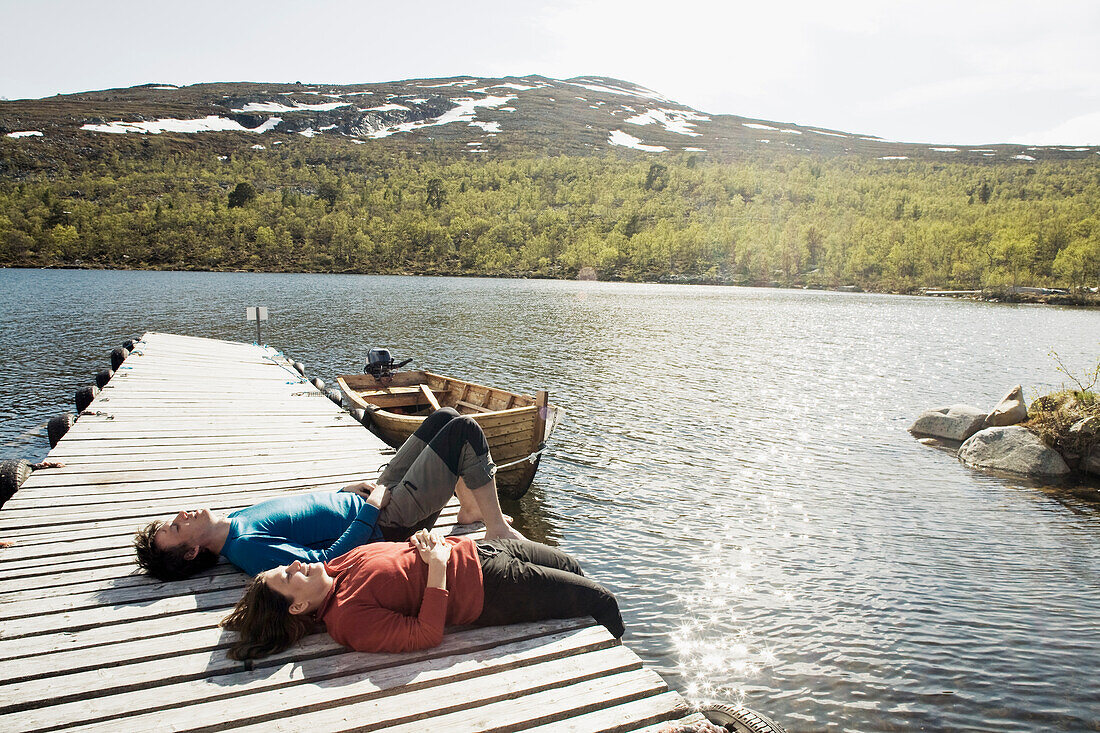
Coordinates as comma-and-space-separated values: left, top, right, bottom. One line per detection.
2, 0, 1099, 146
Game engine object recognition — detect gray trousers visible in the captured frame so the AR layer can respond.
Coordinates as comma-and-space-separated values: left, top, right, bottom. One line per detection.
376, 408, 497, 539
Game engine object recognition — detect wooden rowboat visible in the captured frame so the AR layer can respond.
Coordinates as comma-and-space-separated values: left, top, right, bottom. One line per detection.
336, 370, 560, 499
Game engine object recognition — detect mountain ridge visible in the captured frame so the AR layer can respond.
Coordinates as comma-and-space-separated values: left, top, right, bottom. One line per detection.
3, 74, 1095, 164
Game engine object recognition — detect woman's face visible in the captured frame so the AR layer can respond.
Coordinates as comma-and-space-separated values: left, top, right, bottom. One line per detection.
262, 560, 332, 611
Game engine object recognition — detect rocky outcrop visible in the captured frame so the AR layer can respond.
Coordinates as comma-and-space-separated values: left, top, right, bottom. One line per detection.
1083, 449, 1100, 476
986, 385, 1028, 427
958, 426, 1070, 476
909, 404, 987, 442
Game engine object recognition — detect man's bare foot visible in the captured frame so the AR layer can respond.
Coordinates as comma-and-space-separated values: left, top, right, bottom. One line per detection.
455, 510, 513, 525
484, 524, 525, 541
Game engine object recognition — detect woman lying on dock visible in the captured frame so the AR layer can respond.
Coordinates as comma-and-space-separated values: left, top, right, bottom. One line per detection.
134, 408, 522, 580
221, 530, 624, 658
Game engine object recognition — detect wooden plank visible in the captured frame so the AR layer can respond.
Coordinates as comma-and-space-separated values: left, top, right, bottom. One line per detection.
522, 693, 693, 733
3, 622, 602, 730
85, 641, 642, 733
13, 455, 376, 491
377, 669, 671, 733
419, 383, 442, 411
223, 656, 657, 733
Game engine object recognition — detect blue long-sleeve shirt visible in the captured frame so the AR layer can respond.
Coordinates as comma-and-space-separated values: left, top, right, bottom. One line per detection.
221, 492, 383, 576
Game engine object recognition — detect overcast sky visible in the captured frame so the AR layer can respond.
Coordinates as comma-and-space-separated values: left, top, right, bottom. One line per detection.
3, 0, 1098, 145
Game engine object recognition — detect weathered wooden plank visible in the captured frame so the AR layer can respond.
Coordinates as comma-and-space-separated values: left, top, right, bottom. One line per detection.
522, 692, 692, 733
0, 608, 229, 661
377, 669, 671, 733
1, 587, 243, 640
67, 638, 640, 733
13, 455, 375, 491
632, 712, 712, 733
4, 622, 602, 731
225, 656, 656, 733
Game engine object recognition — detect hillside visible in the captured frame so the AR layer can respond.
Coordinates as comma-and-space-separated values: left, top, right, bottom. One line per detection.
2, 75, 1096, 168
1, 76, 1098, 294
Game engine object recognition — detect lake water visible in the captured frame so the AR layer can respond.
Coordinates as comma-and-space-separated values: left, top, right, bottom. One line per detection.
2, 268, 1099, 731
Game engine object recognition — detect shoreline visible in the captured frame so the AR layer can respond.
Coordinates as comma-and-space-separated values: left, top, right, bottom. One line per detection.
3, 263, 1098, 307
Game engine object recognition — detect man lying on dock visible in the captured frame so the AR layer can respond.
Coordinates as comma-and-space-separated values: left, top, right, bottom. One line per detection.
134, 408, 523, 581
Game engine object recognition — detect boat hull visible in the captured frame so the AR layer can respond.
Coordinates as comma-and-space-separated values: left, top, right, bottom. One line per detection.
337, 371, 558, 499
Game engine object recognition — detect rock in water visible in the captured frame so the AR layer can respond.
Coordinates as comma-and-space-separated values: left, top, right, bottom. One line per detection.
909, 404, 988, 441
1082, 449, 1100, 476
958, 426, 1070, 476
986, 385, 1028, 427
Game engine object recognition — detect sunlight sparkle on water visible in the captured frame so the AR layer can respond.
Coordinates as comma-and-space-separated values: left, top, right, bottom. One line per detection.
671, 481, 819, 706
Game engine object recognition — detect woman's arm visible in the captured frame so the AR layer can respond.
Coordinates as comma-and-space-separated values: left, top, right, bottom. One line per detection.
327, 533, 454, 653
414, 529, 451, 592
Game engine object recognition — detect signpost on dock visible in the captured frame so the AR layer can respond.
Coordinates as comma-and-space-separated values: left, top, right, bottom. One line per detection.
246, 306, 268, 344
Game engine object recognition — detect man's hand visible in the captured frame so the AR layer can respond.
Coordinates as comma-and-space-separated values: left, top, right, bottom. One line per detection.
340, 480, 388, 507
339, 481, 373, 497
366, 482, 390, 510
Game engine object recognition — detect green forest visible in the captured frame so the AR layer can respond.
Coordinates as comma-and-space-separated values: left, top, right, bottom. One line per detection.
1, 137, 1098, 293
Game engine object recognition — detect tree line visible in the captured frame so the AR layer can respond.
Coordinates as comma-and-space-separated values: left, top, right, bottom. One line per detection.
1, 139, 1098, 292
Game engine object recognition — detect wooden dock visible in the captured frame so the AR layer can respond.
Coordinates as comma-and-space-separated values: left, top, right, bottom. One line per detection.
0, 332, 704, 732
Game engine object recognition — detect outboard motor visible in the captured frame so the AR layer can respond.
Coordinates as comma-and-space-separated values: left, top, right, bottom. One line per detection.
365, 348, 412, 380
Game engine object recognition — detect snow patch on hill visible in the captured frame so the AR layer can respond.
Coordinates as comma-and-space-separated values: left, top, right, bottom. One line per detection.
608, 129, 667, 152
6, 130, 43, 138
233, 100, 350, 113
419, 79, 479, 88
364, 103, 409, 112
368, 95, 514, 139
743, 123, 778, 131
563, 78, 673, 104
624, 108, 709, 137
469, 120, 501, 132
82, 115, 282, 135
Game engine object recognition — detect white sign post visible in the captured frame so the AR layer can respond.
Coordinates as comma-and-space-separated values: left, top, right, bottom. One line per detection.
246, 306, 269, 344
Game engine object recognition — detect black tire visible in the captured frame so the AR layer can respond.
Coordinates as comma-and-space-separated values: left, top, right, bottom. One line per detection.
75, 385, 99, 413
48, 413, 76, 448
0, 459, 31, 508
310, 377, 325, 391
293, 361, 306, 376
350, 408, 366, 424
324, 388, 342, 405
700, 704, 787, 733
122, 339, 136, 351
110, 346, 130, 371
95, 368, 114, 389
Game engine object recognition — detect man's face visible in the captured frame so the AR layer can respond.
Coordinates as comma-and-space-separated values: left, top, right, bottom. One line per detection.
153, 509, 213, 554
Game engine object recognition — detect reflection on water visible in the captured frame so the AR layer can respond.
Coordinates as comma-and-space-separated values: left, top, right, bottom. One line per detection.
2, 269, 1100, 731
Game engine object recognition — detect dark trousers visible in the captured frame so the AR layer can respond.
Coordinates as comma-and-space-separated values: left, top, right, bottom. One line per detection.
474, 539, 625, 638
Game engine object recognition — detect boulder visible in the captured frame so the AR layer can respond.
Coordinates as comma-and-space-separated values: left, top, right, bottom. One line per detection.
909, 404, 988, 441
1082, 449, 1100, 476
986, 385, 1028, 427
958, 426, 1070, 477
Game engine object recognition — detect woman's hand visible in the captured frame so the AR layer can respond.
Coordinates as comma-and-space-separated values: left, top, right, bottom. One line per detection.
413, 530, 451, 591
413, 529, 451, 568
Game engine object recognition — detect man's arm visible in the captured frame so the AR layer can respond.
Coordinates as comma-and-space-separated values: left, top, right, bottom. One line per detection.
226, 488, 388, 575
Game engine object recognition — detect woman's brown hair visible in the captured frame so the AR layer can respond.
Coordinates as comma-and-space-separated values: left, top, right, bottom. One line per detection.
220, 575, 314, 660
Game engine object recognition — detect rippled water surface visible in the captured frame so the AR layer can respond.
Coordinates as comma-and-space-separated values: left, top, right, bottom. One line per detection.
3, 269, 1100, 731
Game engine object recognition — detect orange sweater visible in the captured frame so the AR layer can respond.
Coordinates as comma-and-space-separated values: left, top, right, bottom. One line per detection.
317, 537, 484, 653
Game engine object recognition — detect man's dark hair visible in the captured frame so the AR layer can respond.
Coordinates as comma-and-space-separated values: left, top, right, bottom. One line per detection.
133, 520, 219, 581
